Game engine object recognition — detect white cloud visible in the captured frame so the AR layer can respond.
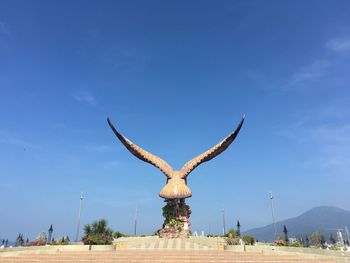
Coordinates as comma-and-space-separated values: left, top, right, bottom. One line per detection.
0, 21, 9, 34
276, 105, 350, 176
326, 37, 350, 52
286, 59, 330, 89
72, 91, 97, 105
284, 36, 350, 90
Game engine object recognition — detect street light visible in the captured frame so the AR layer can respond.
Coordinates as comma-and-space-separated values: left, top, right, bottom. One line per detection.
269, 192, 277, 238
75, 192, 83, 242
221, 209, 226, 235
134, 207, 138, 236
48, 224, 53, 244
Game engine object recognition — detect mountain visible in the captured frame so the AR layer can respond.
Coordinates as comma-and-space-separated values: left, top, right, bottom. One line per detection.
243, 206, 350, 242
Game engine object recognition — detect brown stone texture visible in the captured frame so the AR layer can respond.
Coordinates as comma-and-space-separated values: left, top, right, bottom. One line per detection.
157, 199, 191, 238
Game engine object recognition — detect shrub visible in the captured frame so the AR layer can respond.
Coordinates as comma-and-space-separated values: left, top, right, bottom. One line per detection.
162, 203, 176, 224
310, 231, 326, 248
329, 245, 339, 251
290, 240, 302, 247
52, 236, 70, 245
226, 237, 240, 245
36, 232, 47, 242
26, 240, 46, 246
82, 219, 113, 245
113, 231, 129, 239
242, 235, 255, 245
225, 229, 238, 238
207, 233, 220, 237
168, 219, 177, 227
26, 232, 48, 246
275, 239, 288, 246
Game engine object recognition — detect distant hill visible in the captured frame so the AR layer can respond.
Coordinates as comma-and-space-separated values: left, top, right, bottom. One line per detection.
243, 206, 350, 242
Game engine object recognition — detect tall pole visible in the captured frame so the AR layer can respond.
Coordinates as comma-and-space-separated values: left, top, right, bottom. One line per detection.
134, 207, 138, 236
221, 209, 226, 235
269, 192, 277, 238
75, 192, 83, 242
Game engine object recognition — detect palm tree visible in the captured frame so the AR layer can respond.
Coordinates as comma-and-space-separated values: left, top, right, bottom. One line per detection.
82, 219, 113, 245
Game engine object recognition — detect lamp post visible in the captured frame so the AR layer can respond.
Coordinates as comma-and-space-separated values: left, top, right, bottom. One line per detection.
48, 225, 53, 244
236, 220, 241, 237
75, 192, 83, 242
221, 209, 226, 235
269, 192, 277, 238
134, 207, 138, 236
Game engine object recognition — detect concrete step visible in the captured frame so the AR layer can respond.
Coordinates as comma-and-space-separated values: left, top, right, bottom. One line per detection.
144, 238, 212, 250
118, 238, 215, 250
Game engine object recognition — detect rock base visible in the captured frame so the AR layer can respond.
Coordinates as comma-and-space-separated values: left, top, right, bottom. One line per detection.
157, 198, 191, 238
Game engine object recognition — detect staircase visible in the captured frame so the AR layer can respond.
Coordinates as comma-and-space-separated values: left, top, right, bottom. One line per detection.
114, 236, 225, 250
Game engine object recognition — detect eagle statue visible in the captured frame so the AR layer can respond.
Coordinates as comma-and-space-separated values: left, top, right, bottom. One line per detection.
107, 115, 245, 200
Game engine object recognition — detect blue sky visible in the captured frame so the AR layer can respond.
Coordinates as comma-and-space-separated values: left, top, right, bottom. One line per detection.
1, 0, 350, 241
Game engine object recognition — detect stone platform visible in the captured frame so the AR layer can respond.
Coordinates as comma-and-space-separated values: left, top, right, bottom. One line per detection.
2, 237, 348, 262
0, 250, 337, 263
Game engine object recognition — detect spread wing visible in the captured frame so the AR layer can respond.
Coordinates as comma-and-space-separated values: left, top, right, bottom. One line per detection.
107, 117, 174, 178
179, 115, 245, 178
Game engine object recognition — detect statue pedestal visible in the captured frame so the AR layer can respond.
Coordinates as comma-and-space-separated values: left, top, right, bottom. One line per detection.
157, 198, 191, 238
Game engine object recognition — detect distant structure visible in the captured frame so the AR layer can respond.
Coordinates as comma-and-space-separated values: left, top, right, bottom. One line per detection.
283, 225, 288, 243
221, 209, 226, 236
75, 192, 83, 242
108, 115, 245, 238
237, 220, 241, 236
48, 225, 53, 244
269, 192, 277, 239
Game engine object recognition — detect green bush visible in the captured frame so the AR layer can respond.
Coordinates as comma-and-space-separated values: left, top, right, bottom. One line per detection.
168, 219, 177, 226
162, 203, 176, 224
207, 233, 220, 237
225, 229, 238, 238
113, 231, 129, 239
82, 219, 113, 245
162, 201, 190, 228
290, 240, 302, 247
242, 235, 255, 245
